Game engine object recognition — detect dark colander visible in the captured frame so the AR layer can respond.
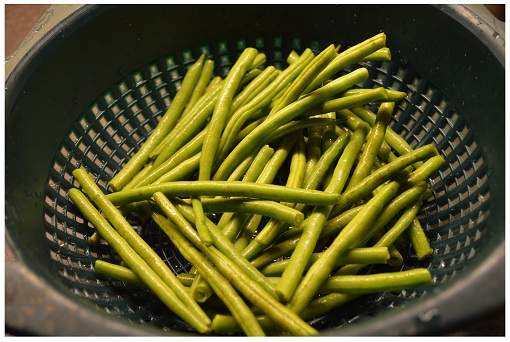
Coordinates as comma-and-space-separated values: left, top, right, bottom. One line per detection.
5, 4, 504, 336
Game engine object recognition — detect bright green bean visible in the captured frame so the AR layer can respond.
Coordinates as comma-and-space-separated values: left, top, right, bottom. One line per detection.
320, 268, 431, 293
184, 197, 304, 227
403, 154, 445, 190
94, 259, 148, 289
109, 54, 206, 191
106, 180, 340, 206
68, 188, 210, 333
155, 152, 201, 183
360, 47, 392, 61
341, 88, 406, 102
191, 197, 213, 246
200, 47, 259, 181
304, 124, 324, 181
375, 199, 422, 248
407, 218, 434, 261
345, 102, 394, 190
213, 67, 369, 181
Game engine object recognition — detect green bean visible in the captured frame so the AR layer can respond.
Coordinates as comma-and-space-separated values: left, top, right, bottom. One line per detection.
302, 87, 393, 118
232, 214, 264, 251
287, 169, 410, 314
387, 244, 404, 267
360, 47, 392, 62
94, 260, 149, 289
230, 66, 279, 115
191, 197, 213, 246
407, 218, 434, 261
341, 88, 406, 102
176, 272, 195, 287
345, 102, 394, 190
375, 199, 422, 248
304, 124, 324, 181
190, 273, 214, 303
250, 52, 267, 70
122, 160, 153, 191
109, 54, 206, 191
319, 269, 431, 293
402, 154, 445, 190
155, 152, 201, 183
266, 118, 345, 147
305, 32, 386, 92
107, 180, 339, 206
239, 145, 275, 183
260, 247, 390, 277
143, 200, 264, 336
152, 194, 317, 336
215, 50, 315, 166
350, 105, 422, 167
213, 67, 369, 181
68, 188, 210, 334
152, 81, 223, 168
268, 44, 338, 116
200, 48, 259, 181
180, 58, 216, 119
137, 128, 206, 186
275, 125, 368, 302
329, 143, 439, 217
184, 197, 304, 227
318, 112, 338, 190
72, 169, 211, 326
87, 230, 101, 245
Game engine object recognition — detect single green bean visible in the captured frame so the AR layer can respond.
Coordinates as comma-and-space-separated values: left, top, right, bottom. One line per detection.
94, 259, 148, 289
176, 272, 195, 287
330, 143, 439, 217
407, 218, 434, 261
143, 201, 264, 336
183, 197, 304, 227
304, 124, 324, 181
68, 188, 210, 333
360, 47, 392, 61
72, 169, 210, 324
305, 32, 386, 92
213, 67, 369, 181
402, 154, 445, 190
191, 197, 213, 246
345, 102, 394, 190
320, 268, 431, 293
200, 48, 259, 181
109, 54, 206, 191
122, 160, 153, 191
287, 169, 410, 314
341, 88, 406, 102
107, 180, 340, 206
375, 199, 422, 248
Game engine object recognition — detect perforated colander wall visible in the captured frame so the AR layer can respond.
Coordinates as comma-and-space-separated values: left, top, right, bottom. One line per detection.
43, 36, 491, 333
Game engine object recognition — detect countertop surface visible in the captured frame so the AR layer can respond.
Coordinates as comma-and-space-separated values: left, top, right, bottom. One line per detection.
4, 4, 505, 337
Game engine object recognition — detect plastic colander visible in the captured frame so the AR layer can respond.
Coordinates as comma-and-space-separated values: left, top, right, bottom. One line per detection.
5, 4, 505, 336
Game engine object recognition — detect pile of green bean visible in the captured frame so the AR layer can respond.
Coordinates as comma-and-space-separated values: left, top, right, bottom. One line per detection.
69, 32, 443, 336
